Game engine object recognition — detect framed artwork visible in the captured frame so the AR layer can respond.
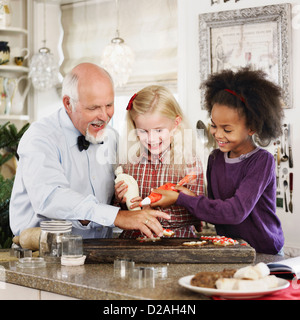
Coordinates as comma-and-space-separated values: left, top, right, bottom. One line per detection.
199, 4, 292, 108
211, 0, 241, 5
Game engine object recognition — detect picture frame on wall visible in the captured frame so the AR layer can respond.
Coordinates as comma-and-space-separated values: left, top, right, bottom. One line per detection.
211, 0, 240, 5
199, 3, 292, 108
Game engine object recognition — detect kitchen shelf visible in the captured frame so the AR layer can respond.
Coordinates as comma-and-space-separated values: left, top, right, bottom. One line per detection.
0, 114, 30, 121
0, 65, 29, 73
0, 26, 28, 35
0, 0, 33, 127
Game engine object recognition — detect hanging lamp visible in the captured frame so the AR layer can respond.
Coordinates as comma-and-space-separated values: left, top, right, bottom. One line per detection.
101, 0, 134, 87
29, 0, 59, 91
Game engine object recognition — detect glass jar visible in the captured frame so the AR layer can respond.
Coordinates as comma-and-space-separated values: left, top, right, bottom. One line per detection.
39, 220, 72, 263
62, 234, 83, 258
61, 234, 86, 266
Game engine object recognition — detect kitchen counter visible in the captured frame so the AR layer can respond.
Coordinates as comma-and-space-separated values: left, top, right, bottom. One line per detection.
0, 251, 284, 300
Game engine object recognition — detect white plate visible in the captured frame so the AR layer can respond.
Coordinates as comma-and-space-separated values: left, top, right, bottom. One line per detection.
178, 275, 290, 299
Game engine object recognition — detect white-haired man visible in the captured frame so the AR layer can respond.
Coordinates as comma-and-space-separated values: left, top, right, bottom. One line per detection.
10, 63, 169, 238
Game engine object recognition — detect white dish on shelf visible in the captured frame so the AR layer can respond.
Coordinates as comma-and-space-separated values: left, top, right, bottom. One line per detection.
0, 65, 29, 72
178, 275, 290, 300
0, 26, 28, 34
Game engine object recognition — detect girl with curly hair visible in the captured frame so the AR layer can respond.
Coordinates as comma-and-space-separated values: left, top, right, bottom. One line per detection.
151, 68, 285, 254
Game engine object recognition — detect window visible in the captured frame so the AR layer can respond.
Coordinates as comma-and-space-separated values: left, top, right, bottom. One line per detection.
60, 0, 178, 92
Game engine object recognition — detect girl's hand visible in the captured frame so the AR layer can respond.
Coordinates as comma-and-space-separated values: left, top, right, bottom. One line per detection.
114, 180, 128, 204
128, 196, 143, 210
150, 186, 196, 208
173, 185, 196, 197
149, 189, 179, 208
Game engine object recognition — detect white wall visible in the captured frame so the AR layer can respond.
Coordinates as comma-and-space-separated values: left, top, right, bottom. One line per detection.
178, 0, 300, 254
32, 2, 63, 120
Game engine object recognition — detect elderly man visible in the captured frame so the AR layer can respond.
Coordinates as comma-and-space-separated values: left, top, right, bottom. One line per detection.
10, 63, 169, 239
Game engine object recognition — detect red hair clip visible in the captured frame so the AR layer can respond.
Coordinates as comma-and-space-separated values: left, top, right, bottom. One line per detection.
126, 93, 137, 110
224, 89, 246, 104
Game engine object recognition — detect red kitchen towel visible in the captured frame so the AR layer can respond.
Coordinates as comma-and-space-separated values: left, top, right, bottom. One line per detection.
212, 279, 300, 300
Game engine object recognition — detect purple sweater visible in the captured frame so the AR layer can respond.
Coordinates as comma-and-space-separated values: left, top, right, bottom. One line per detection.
176, 148, 284, 254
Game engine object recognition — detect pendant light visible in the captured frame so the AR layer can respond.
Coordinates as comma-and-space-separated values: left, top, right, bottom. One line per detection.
101, 0, 134, 88
29, 0, 59, 91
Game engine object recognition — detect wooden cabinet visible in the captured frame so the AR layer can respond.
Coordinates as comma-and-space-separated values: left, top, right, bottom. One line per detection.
0, 0, 33, 127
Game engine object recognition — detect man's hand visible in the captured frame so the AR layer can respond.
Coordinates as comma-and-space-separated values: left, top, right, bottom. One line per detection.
114, 209, 170, 238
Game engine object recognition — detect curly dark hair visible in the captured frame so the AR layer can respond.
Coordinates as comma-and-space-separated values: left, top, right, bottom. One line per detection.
201, 68, 284, 142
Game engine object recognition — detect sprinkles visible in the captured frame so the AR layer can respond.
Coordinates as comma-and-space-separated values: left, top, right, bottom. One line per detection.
200, 235, 239, 246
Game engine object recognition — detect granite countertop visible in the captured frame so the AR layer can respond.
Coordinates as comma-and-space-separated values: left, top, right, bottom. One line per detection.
0, 252, 284, 300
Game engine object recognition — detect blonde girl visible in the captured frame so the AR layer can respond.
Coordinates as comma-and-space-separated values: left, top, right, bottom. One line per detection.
115, 85, 204, 238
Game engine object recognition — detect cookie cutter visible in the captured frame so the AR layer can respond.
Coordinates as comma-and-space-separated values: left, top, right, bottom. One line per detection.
10, 247, 32, 259
113, 258, 168, 287
154, 265, 168, 279
114, 258, 135, 278
129, 265, 168, 288
130, 266, 156, 288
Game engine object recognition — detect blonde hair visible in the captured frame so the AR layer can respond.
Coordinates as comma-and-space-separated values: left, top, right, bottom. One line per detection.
121, 85, 197, 165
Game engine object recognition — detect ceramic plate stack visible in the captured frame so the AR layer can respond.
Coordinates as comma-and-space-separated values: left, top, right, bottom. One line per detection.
40, 220, 73, 233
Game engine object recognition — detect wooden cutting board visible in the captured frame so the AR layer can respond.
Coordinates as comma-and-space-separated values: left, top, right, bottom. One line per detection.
83, 238, 256, 264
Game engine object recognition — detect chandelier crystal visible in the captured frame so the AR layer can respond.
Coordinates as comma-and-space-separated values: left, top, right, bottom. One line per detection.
29, 0, 59, 91
101, 0, 134, 87
29, 47, 59, 91
101, 31, 134, 87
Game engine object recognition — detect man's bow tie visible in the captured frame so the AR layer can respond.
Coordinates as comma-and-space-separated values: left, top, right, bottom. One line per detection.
77, 135, 90, 151
77, 135, 104, 151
